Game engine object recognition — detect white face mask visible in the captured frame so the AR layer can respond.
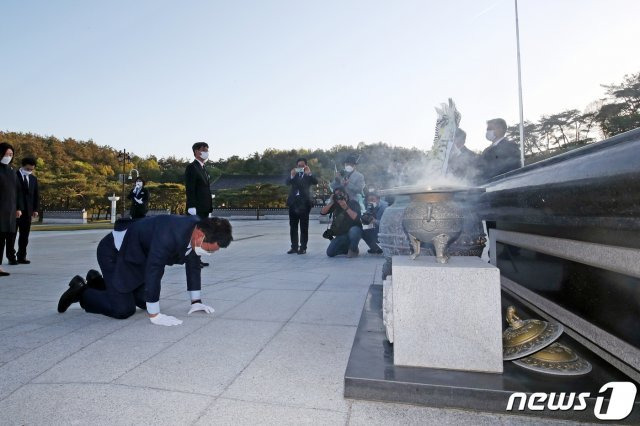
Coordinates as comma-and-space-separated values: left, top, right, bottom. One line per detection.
199, 151, 209, 161
371, 202, 378, 208
485, 130, 495, 142
21, 169, 33, 175
194, 237, 212, 256
194, 246, 211, 256
295, 167, 304, 173
135, 182, 143, 188
344, 165, 354, 173
1, 156, 11, 165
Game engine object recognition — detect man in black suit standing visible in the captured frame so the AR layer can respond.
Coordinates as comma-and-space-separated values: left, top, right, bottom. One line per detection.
8, 157, 38, 265
478, 118, 521, 182
57, 216, 233, 326
286, 158, 318, 255
185, 142, 213, 267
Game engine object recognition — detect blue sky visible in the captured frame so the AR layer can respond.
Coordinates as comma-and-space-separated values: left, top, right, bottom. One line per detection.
2, 0, 639, 160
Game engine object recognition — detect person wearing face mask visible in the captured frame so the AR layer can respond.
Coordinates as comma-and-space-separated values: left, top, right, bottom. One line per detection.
0, 142, 24, 277
321, 186, 363, 258
478, 118, 521, 182
57, 215, 233, 326
286, 157, 318, 254
185, 141, 213, 267
7, 157, 39, 266
360, 192, 388, 254
447, 129, 480, 183
127, 178, 149, 219
333, 154, 365, 211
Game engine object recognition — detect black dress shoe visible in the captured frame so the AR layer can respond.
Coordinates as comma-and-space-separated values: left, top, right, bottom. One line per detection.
287, 248, 298, 254
200, 261, 209, 267
297, 248, 306, 255
8, 259, 18, 265
57, 275, 87, 313
86, 269, 106, 290
0, 270, 9, 277
17, 259, 31, 264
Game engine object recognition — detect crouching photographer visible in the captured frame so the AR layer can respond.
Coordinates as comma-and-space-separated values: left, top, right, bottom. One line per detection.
321, 187, 362, 258
361, 192, 387, 254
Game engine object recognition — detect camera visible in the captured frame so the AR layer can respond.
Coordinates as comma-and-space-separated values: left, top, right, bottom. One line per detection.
322, 229, 334, 240
333, 194, 345, 201
361, 202, 376, 225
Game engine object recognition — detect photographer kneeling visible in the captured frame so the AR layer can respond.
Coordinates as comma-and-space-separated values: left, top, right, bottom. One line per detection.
321, 187, 362, 258
361, 192, 387, 254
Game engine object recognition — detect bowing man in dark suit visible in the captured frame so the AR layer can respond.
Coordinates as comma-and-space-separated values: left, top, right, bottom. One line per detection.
57, 216, 233, 326
286, 158, 318, 255
478, 118, 521, 183
127, 177, 149, 219
8, 157, 39, 264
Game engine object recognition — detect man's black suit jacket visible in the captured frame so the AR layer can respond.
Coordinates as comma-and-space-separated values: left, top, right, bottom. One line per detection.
478, 139, 521, 182
286, 173, 318, 210
113, 215, 201, 304
16, 171, 39, 217
185, 160, 213, 216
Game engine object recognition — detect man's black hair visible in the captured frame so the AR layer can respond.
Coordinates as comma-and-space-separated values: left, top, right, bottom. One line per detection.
21, 157, 37, 167
367, 192, 380, 200
345, 154, 358, 165
0, 142, 14, 159
296, 157, 307, 165
192, 141, 209, 155
487, 118, 507, 132
135, 177, 145, 185
198, 217, 233, 248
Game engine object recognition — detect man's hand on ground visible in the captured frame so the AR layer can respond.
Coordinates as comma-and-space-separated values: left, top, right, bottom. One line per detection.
188, 302, 215, 315
149, 313, 183, 326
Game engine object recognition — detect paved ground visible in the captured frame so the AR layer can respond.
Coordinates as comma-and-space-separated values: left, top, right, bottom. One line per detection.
0, 221, 583, 425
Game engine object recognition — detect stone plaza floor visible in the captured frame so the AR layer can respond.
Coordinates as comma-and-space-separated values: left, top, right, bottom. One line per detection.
0, 221, 586, 425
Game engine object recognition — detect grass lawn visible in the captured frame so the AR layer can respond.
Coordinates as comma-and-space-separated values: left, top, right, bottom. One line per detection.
31, 221, 114, 231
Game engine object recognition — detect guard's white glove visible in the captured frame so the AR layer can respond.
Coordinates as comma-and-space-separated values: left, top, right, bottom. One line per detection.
187, 207, 197, 215
134, 197, 143, 204
188, 302, 215, 315
149, 313, 183, 326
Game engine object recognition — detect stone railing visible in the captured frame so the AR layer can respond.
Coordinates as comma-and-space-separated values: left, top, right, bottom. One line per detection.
42, 210, 88, 224
144, 209, 171, 216
477, 127, 640, 383
211, 207, 324, 220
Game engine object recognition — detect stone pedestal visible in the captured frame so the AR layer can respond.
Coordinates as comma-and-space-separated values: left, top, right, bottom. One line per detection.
108, 194, 120, 224
391, 255, 503, 373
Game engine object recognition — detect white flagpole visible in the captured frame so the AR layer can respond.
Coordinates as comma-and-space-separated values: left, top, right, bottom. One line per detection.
515, 0, 525, 167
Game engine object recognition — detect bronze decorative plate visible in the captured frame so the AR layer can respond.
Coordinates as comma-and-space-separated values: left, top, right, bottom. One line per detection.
513, 342, 592, 376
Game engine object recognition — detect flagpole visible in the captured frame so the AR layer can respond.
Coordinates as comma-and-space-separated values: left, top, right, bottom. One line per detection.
515, 0, 525, 167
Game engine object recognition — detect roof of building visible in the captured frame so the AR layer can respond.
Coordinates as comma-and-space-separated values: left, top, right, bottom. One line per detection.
210, 174, 286, 191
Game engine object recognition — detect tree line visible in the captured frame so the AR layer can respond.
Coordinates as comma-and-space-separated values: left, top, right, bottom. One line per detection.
507, 72, 640, 162
2, 71, 638, 213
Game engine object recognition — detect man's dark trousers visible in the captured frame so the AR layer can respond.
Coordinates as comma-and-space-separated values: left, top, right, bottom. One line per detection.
289, 205, 310, 250
80, 233, 146, 319
8, 215, 32, 261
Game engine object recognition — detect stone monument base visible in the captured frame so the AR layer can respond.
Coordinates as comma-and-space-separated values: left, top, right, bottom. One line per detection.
391, 255, 503, 373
